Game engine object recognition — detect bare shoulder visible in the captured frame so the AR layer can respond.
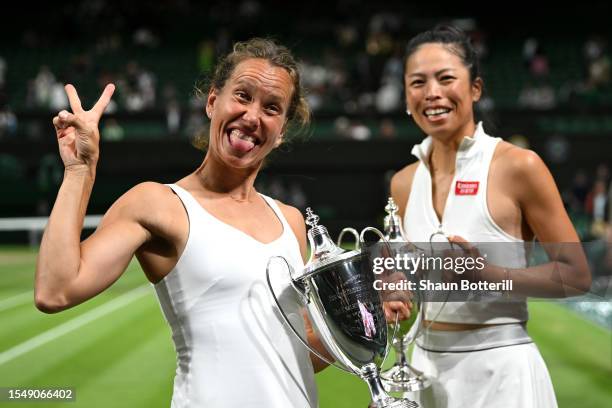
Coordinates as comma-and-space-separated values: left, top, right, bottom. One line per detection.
491, 141, 579, 243
102, 182, 185, 234
492, 141, 557, 201
275, 200, 308, 261
390, 162, 419, 217
107, 182, 177, 216
391, 162, 419, 187
275, 200, 306, 233
492, 141, 549, 181
124, 181, 177, 201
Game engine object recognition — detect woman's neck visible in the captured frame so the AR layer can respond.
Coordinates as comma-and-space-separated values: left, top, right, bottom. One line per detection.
194, 153, 260, 202
428, 121, 476, 175
429, 139, 459, 175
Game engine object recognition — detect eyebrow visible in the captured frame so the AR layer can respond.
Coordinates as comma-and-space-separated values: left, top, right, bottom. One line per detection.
408, 68, 455, 78
233, 79, 286, 103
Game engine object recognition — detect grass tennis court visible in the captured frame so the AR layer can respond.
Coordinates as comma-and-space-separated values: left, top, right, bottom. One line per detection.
0, 247, 610, 407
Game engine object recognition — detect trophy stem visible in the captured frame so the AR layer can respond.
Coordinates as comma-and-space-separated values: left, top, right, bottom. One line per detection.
398, 337, 407, 365
361, 364, 419, 408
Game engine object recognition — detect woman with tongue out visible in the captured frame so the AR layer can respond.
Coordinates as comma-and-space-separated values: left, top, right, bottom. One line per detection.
390, 26, 589, 408
35, 38, 332, 407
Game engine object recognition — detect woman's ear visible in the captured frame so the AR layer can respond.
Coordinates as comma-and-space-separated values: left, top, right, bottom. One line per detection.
206, 88, 217, 119
472, 77, 483, 103
275, 133, 284, 147
275, 121, 288, 147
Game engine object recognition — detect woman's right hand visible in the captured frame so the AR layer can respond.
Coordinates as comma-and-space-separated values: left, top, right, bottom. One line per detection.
52, 84, 115, 173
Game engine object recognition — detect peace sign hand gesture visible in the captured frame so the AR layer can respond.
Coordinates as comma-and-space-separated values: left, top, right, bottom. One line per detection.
52, 83, 115, 173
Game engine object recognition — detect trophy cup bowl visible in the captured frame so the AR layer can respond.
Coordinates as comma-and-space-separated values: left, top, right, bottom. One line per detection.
266, 208, 418, 408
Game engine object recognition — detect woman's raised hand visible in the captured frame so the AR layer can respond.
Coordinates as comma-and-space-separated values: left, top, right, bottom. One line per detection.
52, 83, 115, 172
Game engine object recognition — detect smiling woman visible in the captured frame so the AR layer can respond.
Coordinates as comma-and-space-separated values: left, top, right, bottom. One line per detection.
192, 38, 310, 153
206, 58, 294, 164
403, 27, 483, 143
391, 25, 590, 408
34, 38, 331, 408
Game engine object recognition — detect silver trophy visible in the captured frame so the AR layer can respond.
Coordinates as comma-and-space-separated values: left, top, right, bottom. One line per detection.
266, 208, 418, 408
378, 198, 431, 393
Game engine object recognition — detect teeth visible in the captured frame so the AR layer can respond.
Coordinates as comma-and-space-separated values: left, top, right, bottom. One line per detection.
230, 129, 256, 144
425, 108, 451, 116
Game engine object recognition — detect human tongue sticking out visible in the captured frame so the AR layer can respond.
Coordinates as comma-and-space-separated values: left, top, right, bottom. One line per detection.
228, 128, 257, 154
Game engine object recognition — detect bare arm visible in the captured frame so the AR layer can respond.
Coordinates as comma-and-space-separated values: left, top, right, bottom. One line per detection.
35, 84, 151, 312
389, 163, 417, 220
452, 149, 591, 297
280, 203, 334, 372
386, 165, 417, 321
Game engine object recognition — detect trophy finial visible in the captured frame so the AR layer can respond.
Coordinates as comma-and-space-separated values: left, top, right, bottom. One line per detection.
305, 207, 320, 228
384, 196, 406, 242
385, 197, 398, 216
304, 207, 344, 266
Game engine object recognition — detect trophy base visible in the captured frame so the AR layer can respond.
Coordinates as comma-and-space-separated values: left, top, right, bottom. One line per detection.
362, 363, 420, 408
381, 364, 431, 393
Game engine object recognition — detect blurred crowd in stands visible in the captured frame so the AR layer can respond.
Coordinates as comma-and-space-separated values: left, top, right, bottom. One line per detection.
518, 35, 610, 110
0, 1, 610, 142
0, 1, 611, 245
564, 163, 612, 240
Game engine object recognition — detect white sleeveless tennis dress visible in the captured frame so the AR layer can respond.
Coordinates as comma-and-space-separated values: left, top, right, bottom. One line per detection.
154, 184, 318, 407
402, 123, 557, 408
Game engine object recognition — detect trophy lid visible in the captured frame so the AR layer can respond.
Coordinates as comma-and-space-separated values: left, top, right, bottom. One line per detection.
383, 197, 406, 243
301, 207, 360, 278
305, 207, 345, 262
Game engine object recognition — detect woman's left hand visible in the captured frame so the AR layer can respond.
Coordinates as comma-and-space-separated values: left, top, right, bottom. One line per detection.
383, 300, 412, 322
445, 234, 487, 282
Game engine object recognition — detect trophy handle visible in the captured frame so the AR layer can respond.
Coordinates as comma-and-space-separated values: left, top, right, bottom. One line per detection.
403, 308, 422, 345
359, 227, 390, 249
265, 256, 352, 374
418, 231, 457, 334
387, 312, 401, 363
337, 227, 360, 250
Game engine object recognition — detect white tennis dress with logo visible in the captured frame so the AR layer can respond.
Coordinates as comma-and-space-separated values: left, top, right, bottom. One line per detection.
402, 123, 557, 408
153, 184, 318, 407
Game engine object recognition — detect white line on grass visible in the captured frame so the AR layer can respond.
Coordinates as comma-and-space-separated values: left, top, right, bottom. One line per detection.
0, 291, 33, 312
0, 284, 151, 366
0, 215, 103, 231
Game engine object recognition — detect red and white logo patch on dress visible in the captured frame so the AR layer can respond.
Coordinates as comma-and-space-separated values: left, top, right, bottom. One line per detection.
455, 181, 479, 195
